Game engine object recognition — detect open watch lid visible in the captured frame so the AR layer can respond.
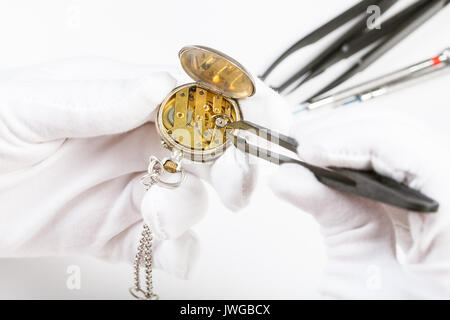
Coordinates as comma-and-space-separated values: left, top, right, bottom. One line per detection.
179, 45, 256, 99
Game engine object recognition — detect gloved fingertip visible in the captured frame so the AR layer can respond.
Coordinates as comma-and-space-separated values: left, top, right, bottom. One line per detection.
239, 78, 293, 134
86, 72, 178, 136
269, 163, 329, 210
141, 173, 208, 240
182, 231, 200, 279
298, 142, 372, 171
100, 221, 200, 279
210, 147, 257, 212
153, 231, 199, 280
138, 72, 177, 106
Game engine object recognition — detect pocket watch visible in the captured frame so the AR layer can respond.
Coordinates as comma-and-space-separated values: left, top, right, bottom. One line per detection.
130, 45, 256, 300
155, 45, 256, 173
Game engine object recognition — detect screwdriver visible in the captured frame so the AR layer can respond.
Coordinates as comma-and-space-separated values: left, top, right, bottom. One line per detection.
294, 48, 450, 113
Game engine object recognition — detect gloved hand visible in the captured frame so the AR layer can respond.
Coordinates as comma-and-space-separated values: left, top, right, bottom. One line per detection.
0, 57, 286, 279
270, 107, 450, 299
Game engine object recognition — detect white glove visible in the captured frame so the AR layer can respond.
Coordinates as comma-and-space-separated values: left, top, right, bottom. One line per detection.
270, 107, 450, 299
0, 57, 285, 279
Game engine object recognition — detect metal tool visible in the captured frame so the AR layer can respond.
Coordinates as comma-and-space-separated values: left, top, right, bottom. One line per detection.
226, 120, 439, 213
294, 48, 450, 113
260, 0, 394, 83
261, 0, 449, 101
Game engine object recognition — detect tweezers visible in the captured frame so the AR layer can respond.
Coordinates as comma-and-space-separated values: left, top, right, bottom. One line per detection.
261, 0, 449, 102
226, 120, 439, 213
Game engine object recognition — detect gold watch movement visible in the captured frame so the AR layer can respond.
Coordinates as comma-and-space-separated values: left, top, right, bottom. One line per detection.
156, 45, 256, 168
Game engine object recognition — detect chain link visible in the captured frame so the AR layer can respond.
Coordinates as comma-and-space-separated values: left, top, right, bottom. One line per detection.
129, 224, 158, 300
129, 156, 184, 300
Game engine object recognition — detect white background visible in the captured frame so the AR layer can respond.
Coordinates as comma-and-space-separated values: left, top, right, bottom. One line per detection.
0, 0, 449, 299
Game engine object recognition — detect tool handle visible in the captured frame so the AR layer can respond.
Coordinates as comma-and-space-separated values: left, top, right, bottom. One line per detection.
311, 166, 439, 213
229, 120, 439, 213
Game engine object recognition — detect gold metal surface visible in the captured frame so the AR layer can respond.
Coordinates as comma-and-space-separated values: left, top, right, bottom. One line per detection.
156, 45, 252, 162
194, 88, 207, 148
173, 87, 189, 131
179, 46, 255, 99
163, 160, 179, 173
159, 84, 239, 152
